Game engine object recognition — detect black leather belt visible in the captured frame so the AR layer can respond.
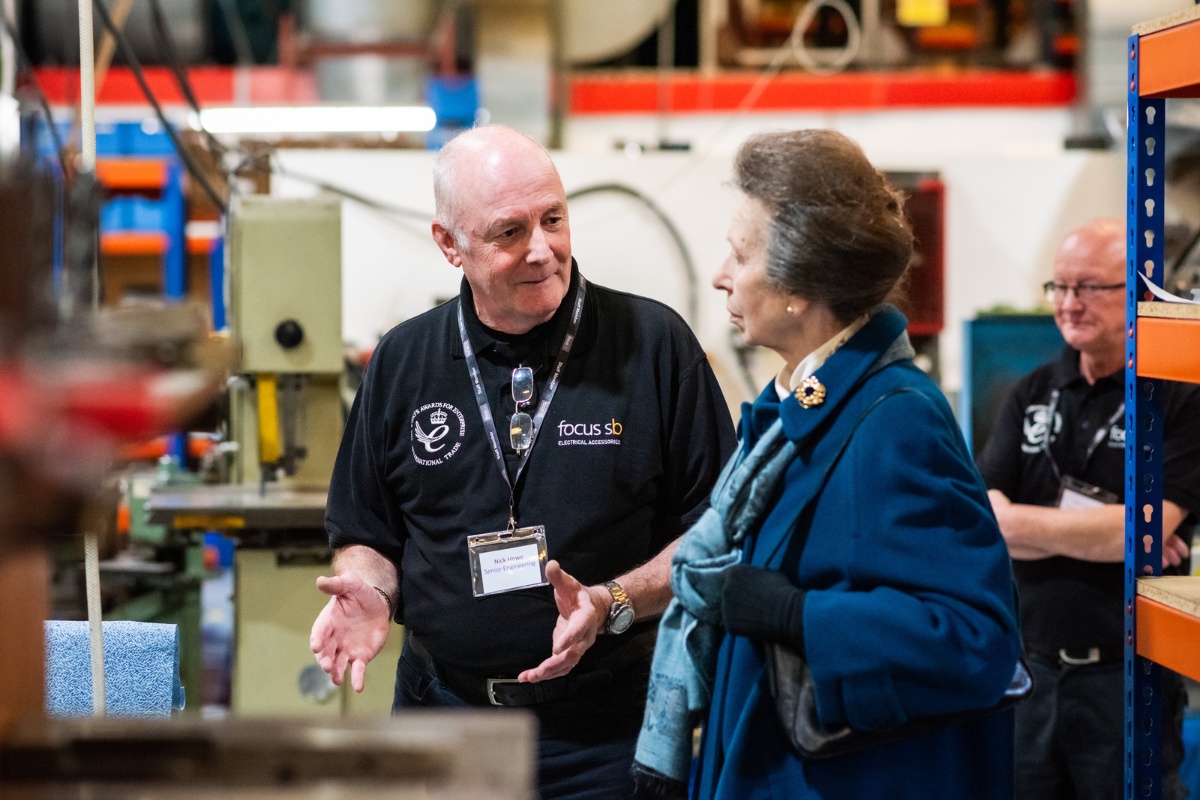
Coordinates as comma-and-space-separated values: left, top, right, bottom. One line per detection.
406, 633, 651, 708
1030, 645, 1124, 666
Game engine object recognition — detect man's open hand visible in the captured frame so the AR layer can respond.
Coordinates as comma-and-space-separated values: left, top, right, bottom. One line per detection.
517, 560, 610, 683
310, 571, 392, 693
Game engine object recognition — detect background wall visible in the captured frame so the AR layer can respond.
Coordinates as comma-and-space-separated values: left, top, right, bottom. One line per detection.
274, 106, 1125, 407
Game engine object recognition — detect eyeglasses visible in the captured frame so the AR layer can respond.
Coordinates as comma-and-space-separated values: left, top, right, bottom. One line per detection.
1042, 281, 1125, 303
509, 366, 534, 452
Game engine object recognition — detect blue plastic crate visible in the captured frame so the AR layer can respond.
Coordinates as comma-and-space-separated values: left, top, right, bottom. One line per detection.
100, 195, 171, 232
128, 195, 169, 230
94, 121, 123, 155
32, 118, 176, 158
100, 198, 131, 232
426, 76, 479, 126
124, 120, 176, 156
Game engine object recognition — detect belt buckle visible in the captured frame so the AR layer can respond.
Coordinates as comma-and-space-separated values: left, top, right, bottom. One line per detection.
486, 678, 519, 706
1058, 647, 1101, 665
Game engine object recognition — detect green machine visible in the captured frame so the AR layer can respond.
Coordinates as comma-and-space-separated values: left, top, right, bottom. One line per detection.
149, 196, 401, 717
107, 458, 206, 714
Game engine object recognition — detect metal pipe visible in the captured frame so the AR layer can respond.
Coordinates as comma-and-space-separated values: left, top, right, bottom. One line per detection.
1, 0, 15, 100
83, 532, 106, 716
77, 0, 105, 718
77, 0, 95, 172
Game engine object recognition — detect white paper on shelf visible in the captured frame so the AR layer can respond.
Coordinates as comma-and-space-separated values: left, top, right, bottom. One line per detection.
1139, 272, 1200, 304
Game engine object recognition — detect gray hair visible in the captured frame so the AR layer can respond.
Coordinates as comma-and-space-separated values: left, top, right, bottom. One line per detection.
733, 129, 913, 325
432, 124, 555, 254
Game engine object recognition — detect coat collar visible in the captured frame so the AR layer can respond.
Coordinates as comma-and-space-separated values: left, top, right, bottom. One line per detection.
776, 304, 912, 444
739, 305, 913, 451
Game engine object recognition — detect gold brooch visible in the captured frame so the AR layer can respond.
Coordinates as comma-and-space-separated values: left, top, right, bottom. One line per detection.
794, 376, 826, 408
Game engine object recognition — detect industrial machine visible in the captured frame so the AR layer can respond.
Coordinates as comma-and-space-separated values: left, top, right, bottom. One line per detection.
0, 159, 531, 793
148, 196, 402, 717
226, 195, 344, 490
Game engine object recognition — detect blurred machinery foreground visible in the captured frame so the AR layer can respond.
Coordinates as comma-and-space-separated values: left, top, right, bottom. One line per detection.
145, 195, 402, 717
0, 713, 535, 799
0, 156, 534, 796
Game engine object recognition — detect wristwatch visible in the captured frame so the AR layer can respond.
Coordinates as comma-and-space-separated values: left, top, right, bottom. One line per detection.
603, 580, 635, 635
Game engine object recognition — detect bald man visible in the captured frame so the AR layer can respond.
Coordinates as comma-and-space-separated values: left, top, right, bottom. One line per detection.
976, 218, 1200, 800
310, 125, 735, 798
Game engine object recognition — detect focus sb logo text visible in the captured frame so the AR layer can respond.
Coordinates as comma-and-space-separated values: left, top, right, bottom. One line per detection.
557, 419, 623, 445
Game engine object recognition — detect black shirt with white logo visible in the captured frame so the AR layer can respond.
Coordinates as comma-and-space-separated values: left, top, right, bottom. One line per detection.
326, 263, 737, 674
976, 346, 1200, 652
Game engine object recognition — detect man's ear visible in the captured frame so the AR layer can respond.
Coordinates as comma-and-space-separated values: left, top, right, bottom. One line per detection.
432, 220, 463, 268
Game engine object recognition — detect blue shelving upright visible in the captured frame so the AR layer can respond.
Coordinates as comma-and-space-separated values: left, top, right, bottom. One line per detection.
1125, 29, 1166, 800
1125, 8, 1200, 800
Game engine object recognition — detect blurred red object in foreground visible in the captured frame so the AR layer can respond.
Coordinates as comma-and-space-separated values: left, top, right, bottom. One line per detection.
0, 363, 220, 486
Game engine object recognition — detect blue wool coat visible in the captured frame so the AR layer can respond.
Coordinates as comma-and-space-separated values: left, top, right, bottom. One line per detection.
694, 307, 1022, 800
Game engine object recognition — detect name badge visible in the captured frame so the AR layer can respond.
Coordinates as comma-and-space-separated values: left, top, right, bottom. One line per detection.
467, 525, 549, 597
1056, 475, 1118, 510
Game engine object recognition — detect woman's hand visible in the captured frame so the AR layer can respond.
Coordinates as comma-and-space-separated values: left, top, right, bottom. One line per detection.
720, 564, 808, 654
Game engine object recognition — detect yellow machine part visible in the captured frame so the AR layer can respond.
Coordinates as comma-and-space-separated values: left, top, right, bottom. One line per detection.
898, 0, 949, 27
256, 373, 282, 465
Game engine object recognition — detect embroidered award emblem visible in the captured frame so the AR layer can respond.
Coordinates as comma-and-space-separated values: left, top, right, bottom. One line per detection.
411, 402, 467, 465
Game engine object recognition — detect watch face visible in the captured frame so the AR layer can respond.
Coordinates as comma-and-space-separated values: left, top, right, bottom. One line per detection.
609, 604, 635, 634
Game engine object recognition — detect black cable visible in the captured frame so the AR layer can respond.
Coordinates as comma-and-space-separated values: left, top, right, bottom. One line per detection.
0, 9, 69, 176
90, 0, 228, 213
215, 0, 256, 66
145, 0, 226, 158
565, 182, 699, 326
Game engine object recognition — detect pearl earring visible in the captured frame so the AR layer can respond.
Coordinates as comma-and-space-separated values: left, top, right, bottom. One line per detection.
786, 305, 794, 314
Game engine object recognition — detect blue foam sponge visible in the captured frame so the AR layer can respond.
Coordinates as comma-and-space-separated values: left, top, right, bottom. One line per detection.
45, 620, 185, 717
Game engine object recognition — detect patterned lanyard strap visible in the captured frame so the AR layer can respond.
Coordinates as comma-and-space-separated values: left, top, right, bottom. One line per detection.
456, 276, 588, 529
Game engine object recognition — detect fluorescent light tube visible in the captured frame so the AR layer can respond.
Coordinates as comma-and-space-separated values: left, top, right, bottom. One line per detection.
189, 106, 437, 134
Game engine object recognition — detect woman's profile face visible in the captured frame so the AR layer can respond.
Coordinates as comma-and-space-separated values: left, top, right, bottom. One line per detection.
712, 194, 796, 351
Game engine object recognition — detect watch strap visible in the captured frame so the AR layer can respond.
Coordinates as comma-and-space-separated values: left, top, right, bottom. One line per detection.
603, 580, 634, 634
604, 580, 631, 608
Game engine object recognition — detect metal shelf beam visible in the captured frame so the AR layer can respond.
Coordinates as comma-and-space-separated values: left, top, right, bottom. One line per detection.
1135, 317, 1200, 383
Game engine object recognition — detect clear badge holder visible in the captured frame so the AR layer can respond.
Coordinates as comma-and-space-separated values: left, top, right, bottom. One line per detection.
1056, 475, 1118, 510
467, 525, 549, 597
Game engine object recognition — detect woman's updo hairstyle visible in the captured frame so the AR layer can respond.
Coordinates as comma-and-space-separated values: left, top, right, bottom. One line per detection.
733, 129, 914, 325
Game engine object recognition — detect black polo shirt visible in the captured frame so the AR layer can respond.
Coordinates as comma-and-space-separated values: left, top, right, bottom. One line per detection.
976, 346, 1200, 651
326, 263, 736, 674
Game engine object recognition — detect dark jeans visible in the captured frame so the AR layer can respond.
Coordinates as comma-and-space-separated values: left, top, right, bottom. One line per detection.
1017, 653, 1189, 800
394, 639, 646, 800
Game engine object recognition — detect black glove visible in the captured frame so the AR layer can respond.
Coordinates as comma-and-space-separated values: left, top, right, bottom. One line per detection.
720, 564, 807, 656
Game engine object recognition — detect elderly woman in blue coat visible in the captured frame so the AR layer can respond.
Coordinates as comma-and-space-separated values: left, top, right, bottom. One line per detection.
633, 129, 1023, 799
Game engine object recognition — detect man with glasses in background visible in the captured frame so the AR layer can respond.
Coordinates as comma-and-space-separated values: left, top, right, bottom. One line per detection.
309, 124, 736, 799
976, 217, 1200, 800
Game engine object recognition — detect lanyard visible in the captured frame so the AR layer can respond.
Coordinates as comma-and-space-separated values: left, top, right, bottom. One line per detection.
457, 276, 587, 531
1040, 389, 1125, 481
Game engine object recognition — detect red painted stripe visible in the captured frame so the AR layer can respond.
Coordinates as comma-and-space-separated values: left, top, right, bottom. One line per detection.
31, 66, 318, 106
570, 70, 1075, 114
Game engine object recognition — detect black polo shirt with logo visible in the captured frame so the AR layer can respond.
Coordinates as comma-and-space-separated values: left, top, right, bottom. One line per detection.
326, 263, 736, 675
976, 346, 1200, 652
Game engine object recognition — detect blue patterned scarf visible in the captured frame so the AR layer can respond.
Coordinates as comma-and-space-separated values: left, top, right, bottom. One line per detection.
632, 414, 797, 792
